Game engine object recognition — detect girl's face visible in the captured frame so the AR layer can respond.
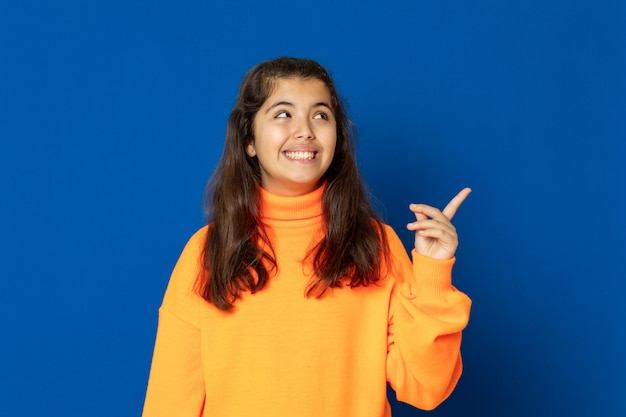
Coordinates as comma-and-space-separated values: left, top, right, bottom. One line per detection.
247, 77, 337, 196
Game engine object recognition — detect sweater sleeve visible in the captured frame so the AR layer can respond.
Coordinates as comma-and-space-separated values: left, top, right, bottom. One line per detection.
385, 226, 472, 411
142, 228, 208, 417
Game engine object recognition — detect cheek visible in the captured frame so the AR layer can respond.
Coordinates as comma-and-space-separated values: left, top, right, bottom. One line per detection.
326, 131, 338, 158
322, 140, 338, 169
254, 123, 287, 146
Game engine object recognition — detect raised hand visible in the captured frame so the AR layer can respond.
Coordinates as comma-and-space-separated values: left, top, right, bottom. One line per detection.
406, 188, 472, 260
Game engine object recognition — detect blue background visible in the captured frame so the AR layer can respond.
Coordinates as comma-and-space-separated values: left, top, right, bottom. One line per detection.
1, 0, 624, 416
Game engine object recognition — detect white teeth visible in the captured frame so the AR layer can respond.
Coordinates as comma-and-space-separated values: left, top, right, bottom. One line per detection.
285, 151, 315, 160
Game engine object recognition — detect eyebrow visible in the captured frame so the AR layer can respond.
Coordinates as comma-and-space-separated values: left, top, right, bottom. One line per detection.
265, 100, 334, 114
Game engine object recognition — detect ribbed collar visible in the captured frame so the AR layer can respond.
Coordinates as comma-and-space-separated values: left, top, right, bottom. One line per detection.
258, 184, 325, 222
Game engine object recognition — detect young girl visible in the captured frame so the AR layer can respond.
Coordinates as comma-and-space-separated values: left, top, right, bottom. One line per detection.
142, 57, 472, 417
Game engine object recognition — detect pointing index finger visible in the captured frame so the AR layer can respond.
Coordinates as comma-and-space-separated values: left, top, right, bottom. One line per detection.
442, 187, 472, 219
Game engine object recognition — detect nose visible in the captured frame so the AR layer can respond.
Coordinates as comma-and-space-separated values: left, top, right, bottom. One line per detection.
294, 118, 314, 140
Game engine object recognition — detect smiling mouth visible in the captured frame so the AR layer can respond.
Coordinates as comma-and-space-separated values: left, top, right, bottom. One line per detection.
284, 151, 316, 160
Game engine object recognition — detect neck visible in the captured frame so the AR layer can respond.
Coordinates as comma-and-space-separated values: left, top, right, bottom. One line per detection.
258, 184, 325, 222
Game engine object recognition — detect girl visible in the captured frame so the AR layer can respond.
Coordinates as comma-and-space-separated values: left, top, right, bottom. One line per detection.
142, 57, 472, 417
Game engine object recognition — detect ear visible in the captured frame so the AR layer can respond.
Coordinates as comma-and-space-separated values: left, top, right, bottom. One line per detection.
246, 142, 256, 157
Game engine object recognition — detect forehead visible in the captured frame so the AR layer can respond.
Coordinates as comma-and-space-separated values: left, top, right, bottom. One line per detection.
264, 77, 332, 103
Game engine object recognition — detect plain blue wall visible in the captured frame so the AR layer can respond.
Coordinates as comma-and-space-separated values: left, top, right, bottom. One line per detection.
1, 1, 624, 416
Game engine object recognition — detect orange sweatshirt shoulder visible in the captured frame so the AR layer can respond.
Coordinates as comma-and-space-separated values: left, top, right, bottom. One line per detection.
160, 226, 208, 328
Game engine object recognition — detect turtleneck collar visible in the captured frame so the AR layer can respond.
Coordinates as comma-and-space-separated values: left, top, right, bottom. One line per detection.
258, 183, 325, 222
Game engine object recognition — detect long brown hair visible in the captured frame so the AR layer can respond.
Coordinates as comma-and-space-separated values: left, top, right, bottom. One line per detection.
198, 57, 389, 311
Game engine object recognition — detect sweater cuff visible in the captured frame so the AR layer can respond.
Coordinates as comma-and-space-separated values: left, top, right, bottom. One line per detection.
410, 249, 456, 299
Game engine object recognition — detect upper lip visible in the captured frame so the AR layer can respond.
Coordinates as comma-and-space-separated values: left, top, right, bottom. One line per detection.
282, 146, 319, 153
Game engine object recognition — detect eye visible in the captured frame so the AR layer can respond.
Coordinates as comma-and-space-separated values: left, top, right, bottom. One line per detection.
275, 111, 290, 118
313, 112, 329, 120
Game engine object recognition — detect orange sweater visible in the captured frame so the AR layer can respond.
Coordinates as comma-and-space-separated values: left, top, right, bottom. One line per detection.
142, 185, 471, 417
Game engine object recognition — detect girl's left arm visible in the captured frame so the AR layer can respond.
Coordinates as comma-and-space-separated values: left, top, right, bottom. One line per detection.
386, 188, 472, 410
386, 248, 471, 410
